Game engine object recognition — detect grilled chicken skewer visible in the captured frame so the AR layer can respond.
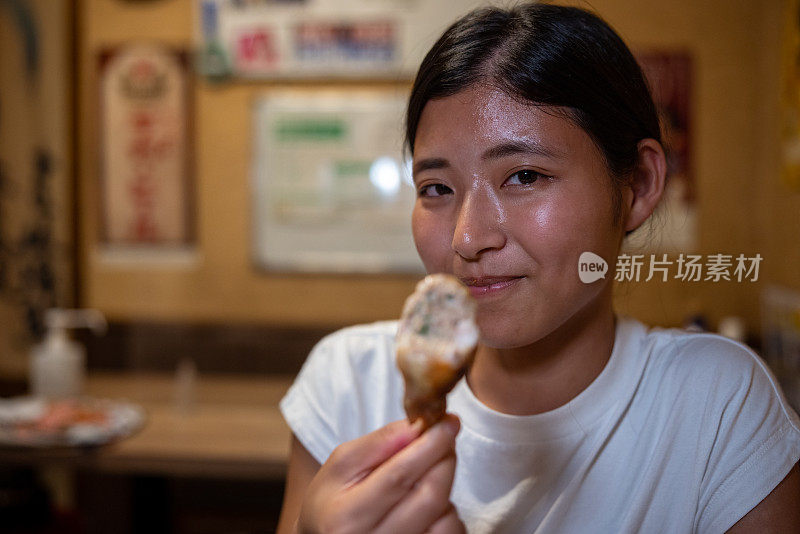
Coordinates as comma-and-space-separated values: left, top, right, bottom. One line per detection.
395, 274, 479, 429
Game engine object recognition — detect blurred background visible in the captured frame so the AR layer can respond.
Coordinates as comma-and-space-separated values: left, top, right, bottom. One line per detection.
1, 0, 799, 532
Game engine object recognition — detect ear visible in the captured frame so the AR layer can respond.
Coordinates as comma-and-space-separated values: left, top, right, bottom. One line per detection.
624, 138, 667, 233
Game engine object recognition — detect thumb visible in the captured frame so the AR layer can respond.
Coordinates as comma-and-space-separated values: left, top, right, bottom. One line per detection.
329, 418, 424, 483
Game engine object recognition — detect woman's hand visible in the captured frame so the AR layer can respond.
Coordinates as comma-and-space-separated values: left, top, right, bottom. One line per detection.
296, 415, 465, 534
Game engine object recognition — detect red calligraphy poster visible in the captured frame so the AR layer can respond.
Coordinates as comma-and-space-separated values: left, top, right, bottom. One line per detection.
98, 44, 194, 246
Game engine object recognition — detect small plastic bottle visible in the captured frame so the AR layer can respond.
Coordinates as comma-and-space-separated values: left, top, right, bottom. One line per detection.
718, 316, 747, 345
174, 357, 197, 415
29, 309, 107, 399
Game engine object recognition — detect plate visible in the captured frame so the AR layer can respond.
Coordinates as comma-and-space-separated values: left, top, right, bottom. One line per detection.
0, 396, 146, 448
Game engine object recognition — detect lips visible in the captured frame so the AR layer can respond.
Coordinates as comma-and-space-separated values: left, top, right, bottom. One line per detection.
458, 276, 523, 297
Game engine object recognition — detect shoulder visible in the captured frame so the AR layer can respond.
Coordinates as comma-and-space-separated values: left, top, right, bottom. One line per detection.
280, 321, 405, 463
625, 323, 800, 532
627, 322, 800, 436
306, 321, 399, 372
641, 326, 785, 397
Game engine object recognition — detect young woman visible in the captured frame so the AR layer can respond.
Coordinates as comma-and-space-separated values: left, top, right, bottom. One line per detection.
276, 4, 800, 533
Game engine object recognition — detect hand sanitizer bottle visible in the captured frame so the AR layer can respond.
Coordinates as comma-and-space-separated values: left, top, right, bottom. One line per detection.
29, 309, 107, 399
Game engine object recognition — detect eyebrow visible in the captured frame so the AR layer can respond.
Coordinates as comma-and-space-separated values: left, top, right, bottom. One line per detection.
481, 140, 565, 161
412, 157, 449, 176
413, 140, 564, 178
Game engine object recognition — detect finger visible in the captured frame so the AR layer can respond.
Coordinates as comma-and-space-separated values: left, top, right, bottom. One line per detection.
327, 418, 424, 483
375, 454, 457, 534
317, 416, 458, 534
425, 505, 466, 534
347, 415, 459, 512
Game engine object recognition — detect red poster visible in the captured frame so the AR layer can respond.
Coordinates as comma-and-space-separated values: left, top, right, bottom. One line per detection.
637, 51, 693, 203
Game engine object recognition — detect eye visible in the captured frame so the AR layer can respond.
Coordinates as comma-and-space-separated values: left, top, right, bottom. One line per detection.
418, 183, 453, 197
504, 169, 548, 186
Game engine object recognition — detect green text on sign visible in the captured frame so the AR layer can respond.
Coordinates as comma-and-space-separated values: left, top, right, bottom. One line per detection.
275, 117, 346, 142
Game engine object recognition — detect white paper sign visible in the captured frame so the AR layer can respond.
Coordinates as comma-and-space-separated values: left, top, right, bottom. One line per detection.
252, 90, 423, 273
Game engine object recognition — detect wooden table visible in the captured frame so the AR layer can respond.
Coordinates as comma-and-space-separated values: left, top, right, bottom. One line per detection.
0, 372, 295, 480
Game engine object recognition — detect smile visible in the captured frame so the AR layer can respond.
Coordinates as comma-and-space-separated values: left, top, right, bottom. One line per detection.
459, 276, 524, 297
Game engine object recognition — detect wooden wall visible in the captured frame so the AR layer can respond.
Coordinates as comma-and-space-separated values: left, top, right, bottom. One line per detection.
0, 0, 72, 378
76, 0, 798, 336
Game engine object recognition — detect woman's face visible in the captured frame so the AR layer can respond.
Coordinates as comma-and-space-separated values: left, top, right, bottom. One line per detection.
411, 84, 626, 349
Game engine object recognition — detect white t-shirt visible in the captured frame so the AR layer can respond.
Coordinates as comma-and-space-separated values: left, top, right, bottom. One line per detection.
280, 317, 800, 533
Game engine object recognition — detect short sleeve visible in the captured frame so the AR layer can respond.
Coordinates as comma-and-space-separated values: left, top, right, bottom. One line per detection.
691, 336, 800, 533
280, 332, 348, 464
279, 322, 406, 465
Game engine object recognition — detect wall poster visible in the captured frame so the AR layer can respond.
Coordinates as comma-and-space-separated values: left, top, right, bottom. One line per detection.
98, 44, 194, 248
252, 90, 423, 273
630, 51, 695, 252
195, 0, 489, 80
198, 0, 403, 78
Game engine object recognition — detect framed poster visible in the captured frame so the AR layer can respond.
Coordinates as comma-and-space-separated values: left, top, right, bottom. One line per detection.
98, 44, 194, 247
252, 89, 423, 273
627, 51, 695, 252
198, 0, 402, 79
195, 0, 488, 79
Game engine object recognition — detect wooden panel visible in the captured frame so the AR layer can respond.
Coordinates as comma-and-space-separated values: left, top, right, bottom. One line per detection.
81, 321, 339, 375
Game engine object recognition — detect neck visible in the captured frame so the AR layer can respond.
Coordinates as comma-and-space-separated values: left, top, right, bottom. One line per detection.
467, 294, 617, 416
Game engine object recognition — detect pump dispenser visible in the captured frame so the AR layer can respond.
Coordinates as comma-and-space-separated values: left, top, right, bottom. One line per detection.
29, 309, 107, 399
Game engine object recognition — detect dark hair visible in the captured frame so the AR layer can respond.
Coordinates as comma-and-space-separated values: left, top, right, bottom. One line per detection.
405, 2, 661, 211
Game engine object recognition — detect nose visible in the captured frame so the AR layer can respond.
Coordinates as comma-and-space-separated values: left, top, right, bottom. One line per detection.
451, 186, 506, 260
